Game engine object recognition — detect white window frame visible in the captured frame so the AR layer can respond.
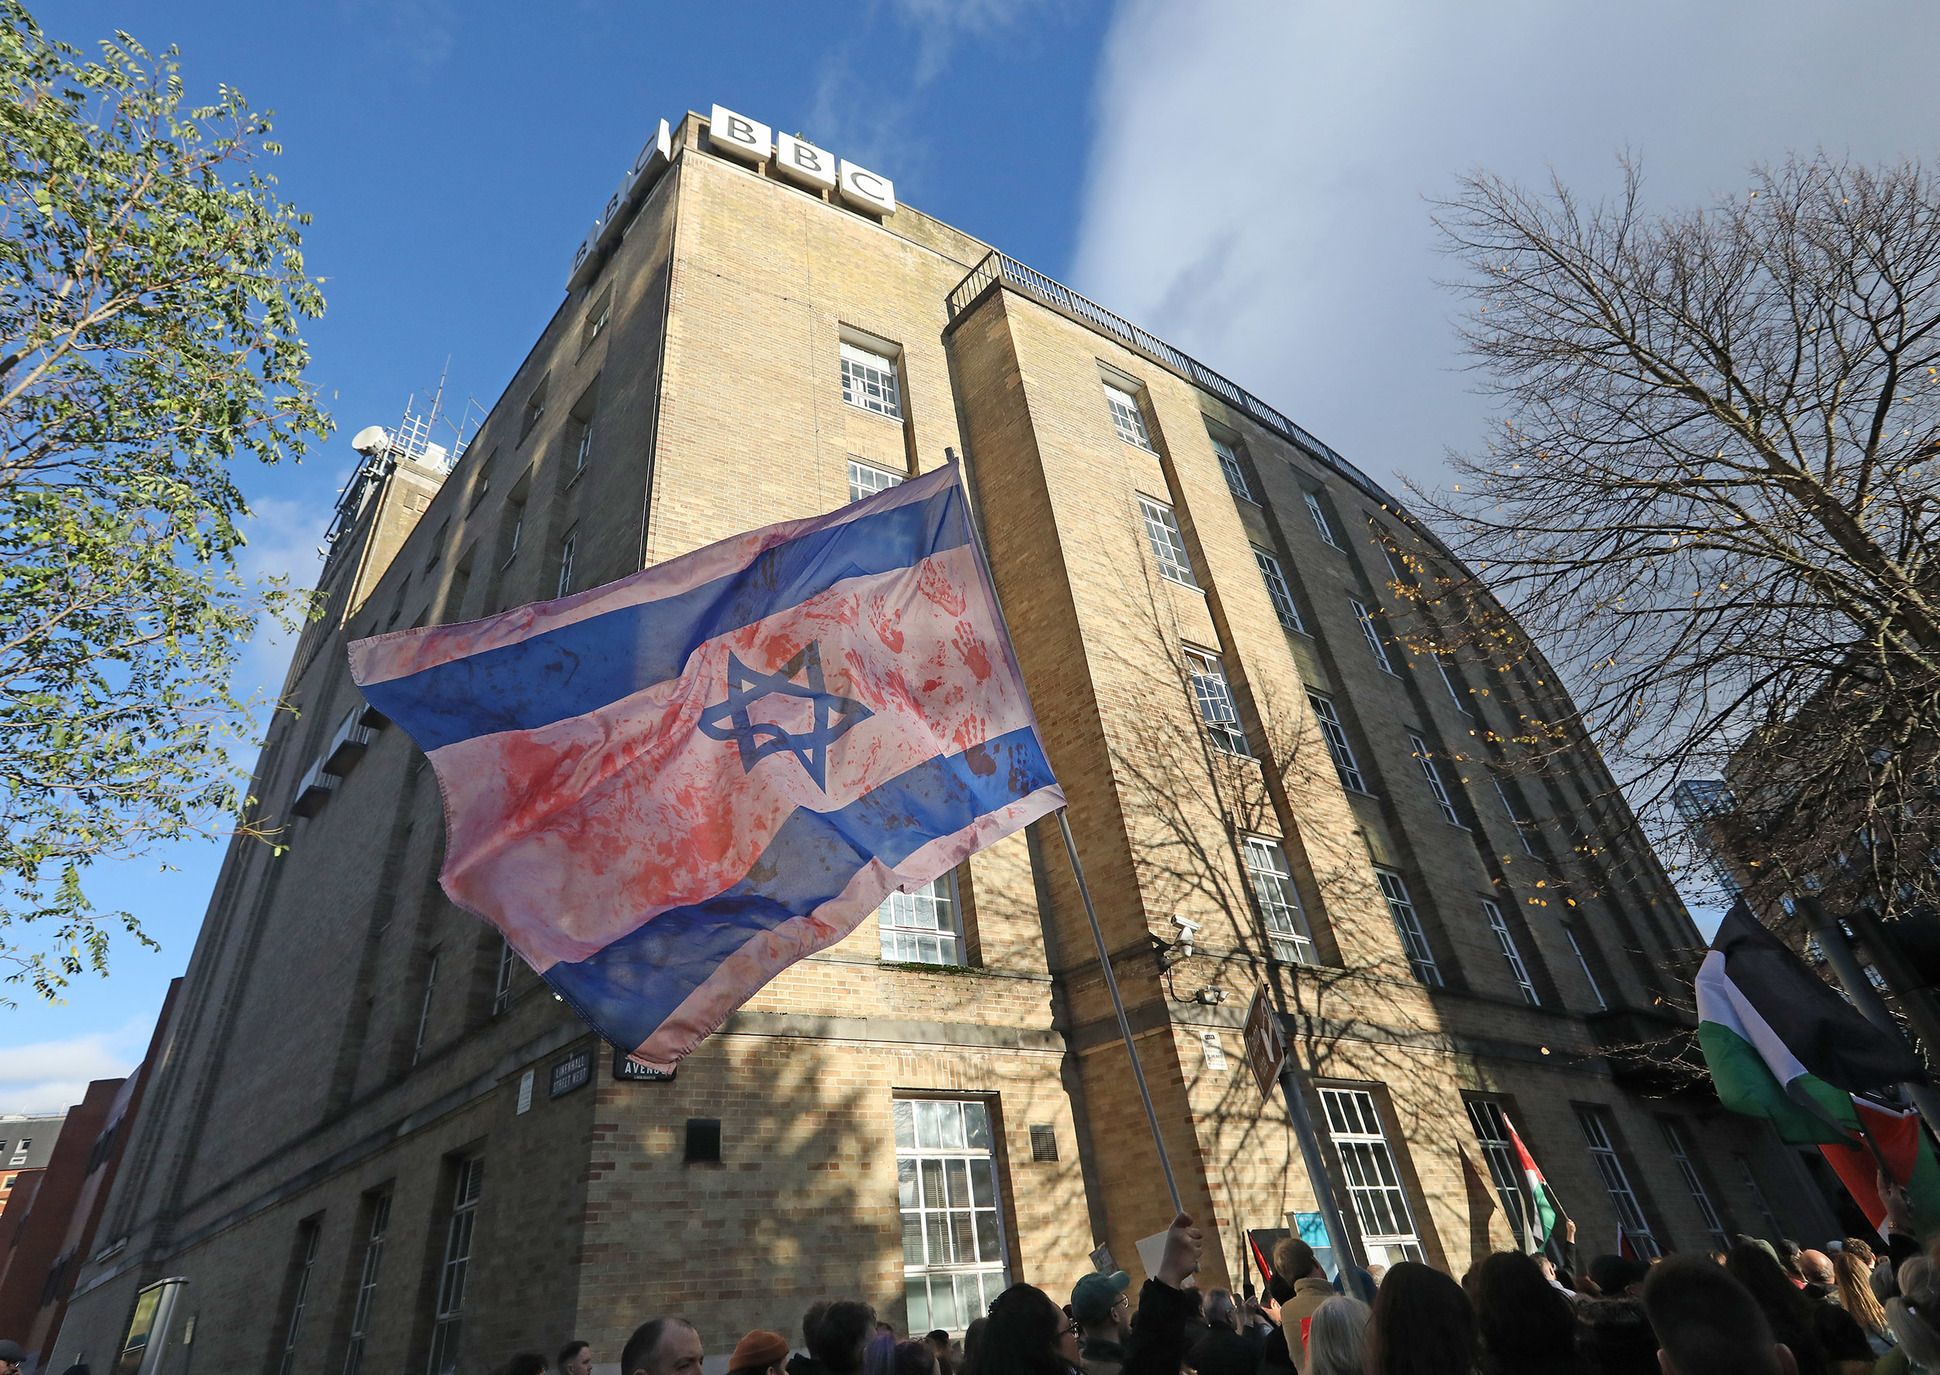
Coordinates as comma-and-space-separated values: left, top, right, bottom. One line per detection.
1350, 597, 1398, 674
342, 1192, 392, 1375
1305, 490, 1342, 548
895, 1098, 1009, 1336
276, 1221, 321, 1375
1306, 692, 1367, 793
412, 951, 439, 1065
426, 1156, 484, 1375
1320, 1087, 1426, 1267
572, 419, 594, 475
1187, 648, 1249, 756
1565, 925, 1607, 1009
848, 458, 905, 503
1492, 776, 1540, 857
1241, 835, 1316, 966
1660, 1118, 1728, 1251
1253, 547, 1305, 633
1483, 898, 1539, 1004
840, 340, 903, 419
1138, 496, 1197, 587
1465, 1099, 1535, 1250
1375, 867, 1440, 985
492, 937, 516, 1016
878, 871, 965, 967
1436, 657, 1469, 713
1104, 382, 1153, 449
1407, 733, 1463, 826
557, 528, 577, 598
1211, 433, 1253, 501
1577, 1107, 1659, 1256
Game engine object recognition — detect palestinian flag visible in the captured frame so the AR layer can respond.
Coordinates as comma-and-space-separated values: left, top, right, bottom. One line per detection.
1503, 1113, 1560, 1254
1820, 1096, 1940, 1237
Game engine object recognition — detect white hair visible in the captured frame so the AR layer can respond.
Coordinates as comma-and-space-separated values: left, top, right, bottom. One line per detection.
1303, 1295, 1372, 1375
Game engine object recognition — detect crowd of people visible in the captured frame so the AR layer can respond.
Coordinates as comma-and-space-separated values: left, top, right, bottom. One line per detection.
472, 1178, 1940, 1375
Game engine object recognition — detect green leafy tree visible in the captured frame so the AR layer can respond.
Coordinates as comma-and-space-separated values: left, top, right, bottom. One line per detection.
0, 2, 329, 999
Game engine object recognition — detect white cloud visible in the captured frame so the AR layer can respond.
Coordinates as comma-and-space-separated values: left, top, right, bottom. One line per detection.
0, 1027, 142, 1114
1071, 0, 1940, 497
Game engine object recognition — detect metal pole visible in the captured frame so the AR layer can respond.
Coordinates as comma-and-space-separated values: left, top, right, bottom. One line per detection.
1057, 808, 1184, 1216
1799, 896, 1940, 1143
1275, 1048, 1372, 1301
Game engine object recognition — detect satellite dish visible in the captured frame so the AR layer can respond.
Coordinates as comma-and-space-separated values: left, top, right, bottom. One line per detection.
350, 425, 391, 455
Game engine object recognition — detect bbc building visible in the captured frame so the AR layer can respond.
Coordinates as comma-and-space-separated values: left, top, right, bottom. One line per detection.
55, 107, 1833, 1375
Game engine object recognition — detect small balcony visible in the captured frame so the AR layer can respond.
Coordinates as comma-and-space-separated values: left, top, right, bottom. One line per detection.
291, 758, 338, 818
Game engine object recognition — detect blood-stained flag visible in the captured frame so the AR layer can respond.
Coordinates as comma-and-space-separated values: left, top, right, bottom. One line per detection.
350, 463, 1063, 1070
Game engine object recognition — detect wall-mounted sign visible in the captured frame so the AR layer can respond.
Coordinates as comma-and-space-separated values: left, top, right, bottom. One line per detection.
549, 1047, 592, 1098
707, 104, 896, 218
614, 1047, 677, 1082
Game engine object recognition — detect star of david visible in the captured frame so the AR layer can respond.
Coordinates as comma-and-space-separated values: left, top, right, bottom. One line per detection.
696, 642, 873, 789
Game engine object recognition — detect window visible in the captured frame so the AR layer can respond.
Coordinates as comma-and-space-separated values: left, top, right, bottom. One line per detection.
425, 519, 448, 571
1577, 1107, 1658, 1256
1492, 777, 1540, 857
1350, 598, 1398, 674
1375, 868, 1440, 985
342, 1192, 392, 1375
1306, 693, 1366, 793
878, 873, 964, 966
492, 938, 517, 1016
466, 453, 494, 516
1253, 547, 1305, 633
557, 528, 577, 598
1565, 926, 1607, 1009
572, 421, 594, 476
1737, 1155, 1783, 1239
1483, 899, 1539, 1004
1436, 657, 1469, 713
848, 459, 905, 503
895, 1099, 1009, 1335
1304, 491, 1342, 548
1660, 1118, 1728, 1251
1320, 1088, 1425, 1267
581, 285, 613, 355
1241, 836, 1315, 965
1104, 382, 1153, 449
385, 573, 411, 630
518, 375, 548, 443
412, 951, 439, 1065
1186, 648, 1249, 756
841, 340, 902, 418
1138, 496, 1197, 587
1407, 733, 1462, 826
276, 1219, 322, 1375
1465, 1099, 1534, 1249
1211, 433, 1253, 501
427, 1157, 484, 1375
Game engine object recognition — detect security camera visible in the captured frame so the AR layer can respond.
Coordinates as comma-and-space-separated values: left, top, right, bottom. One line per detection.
1170, 914, 1200, 959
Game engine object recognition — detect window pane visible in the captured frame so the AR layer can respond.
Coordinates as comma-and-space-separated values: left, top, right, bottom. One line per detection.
1139, 497, 1197, 587
895, 1096, 1009, 1334
964, 1103, 992, 1150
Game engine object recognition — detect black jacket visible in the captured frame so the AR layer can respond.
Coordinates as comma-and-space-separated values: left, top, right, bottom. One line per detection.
1186, 1327, 1261, 1375
1123, 1278, 1208, 1375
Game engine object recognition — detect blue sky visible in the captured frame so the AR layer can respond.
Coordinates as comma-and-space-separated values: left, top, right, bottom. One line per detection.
9, 0, 1940, 1111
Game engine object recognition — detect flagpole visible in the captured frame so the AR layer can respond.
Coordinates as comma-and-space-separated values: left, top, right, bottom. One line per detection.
943, 448, 1185, 1219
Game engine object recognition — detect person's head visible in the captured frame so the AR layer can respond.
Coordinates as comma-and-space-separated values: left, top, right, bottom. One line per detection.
492, 1355, 548, 1375
1725, 1239, 1808, 1316
1775, 1239, 1805, 1283
1364, 1260, 1474, 1375
1888, 1255, 1940, 1369
877, 1323, 896, 1338
1642, 1254, 1796, 1375
1302, 1294, 1370, 1375
960, 1316, 987, 1375
727, 1330, 792, 1375
1069, 1270, 1131, 1335
1273, 1236, 1322, 1281
1832, 1247, 1889, 1337
1470, 1250, 1575, 1365
802, 1301, 832, 1351
559, 1341, 594, 1375
1588, 1254, 1650, 1298
925, 1331, 950, 1356
1798, 1249, 1834, 1286
862, 1331, 899, 1375
1843, 1236, 1877, 1268
621, 1319, 703, 1375
1535, 1253, 1560, 1284
809, 1302, 877, 1375
891, 1339, 939, 1375
1203, 1288, 1240, 1332
0, 1343, 23, 1375
1572, 1296, 1659, 1375
982, 1282, 1081, 1375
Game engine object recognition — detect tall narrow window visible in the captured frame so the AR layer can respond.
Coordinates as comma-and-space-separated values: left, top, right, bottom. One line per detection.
426, 1157, 484, 1375
1211, 434, 1253, 501
1138, 497, 1197, 587
1304, 491, 1342, 548
878, 873, 964, 966
1577, 1107, 1659, 1256
1483, 899, 1539, 1004
1186, 649, 1249, 756
412, 951, 439, 1065
557, 528, 578, 598
1253, 547, 1305, 632
1465, 1099, 1532, 1248
276, 1219, 322, 1375
840, 341, 902, 418
1104, 382, 1153, 449
580, 285, 613, 356
342, 1192, 392, 1375
1436, 657, 1469, 713
1491, 776, 1540, 857
1375, 868, 1440, 985
1660, 1118, 1728, 1250
1737, 1155, 1784, 1239
572, 419, 594, 475
1320, 1088, 1426, 1267
1565, 926, 1608, 1009
492, 937, 517, 1016
848, 458, 905, 503
1306, 693, 1367, 793
1350, 598, 1398, 674
1407, 733, 1462, 826
518, 375, 548, 443
1241, 836, 1315, 965
895, 1099, 1009, 1335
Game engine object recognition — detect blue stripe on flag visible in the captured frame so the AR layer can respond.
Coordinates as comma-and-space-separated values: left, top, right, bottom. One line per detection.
541, 726, 1055, 1052
363, 482, 971, 753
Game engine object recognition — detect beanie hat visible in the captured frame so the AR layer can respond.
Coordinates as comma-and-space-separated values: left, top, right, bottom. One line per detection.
1071, 1269, 1131, 1325
0, 1342, 24, 1362
728, 1329, 791, 1373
